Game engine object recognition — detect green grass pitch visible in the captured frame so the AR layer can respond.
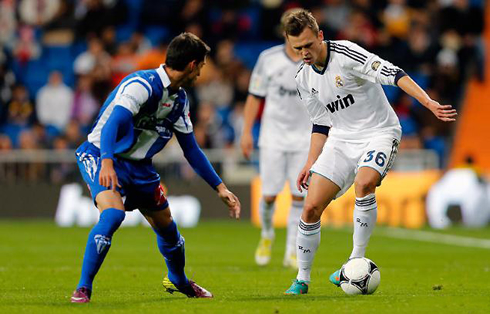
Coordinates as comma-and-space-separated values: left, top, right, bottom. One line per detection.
1, 220, 490, 313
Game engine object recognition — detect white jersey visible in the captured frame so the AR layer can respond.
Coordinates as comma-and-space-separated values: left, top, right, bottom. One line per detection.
249, 44, 311, 151
295, 40, 402, 142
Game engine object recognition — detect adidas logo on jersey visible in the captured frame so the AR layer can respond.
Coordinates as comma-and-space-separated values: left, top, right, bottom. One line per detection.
311, 88, 319, 95
325, 94, 356, 113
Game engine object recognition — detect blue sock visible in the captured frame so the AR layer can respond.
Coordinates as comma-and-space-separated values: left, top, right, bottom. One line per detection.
154, 220, 188, 287
77, 208, 125, 290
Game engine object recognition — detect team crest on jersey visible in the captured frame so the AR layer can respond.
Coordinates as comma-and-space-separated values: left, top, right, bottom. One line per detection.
371, 61, 381, 71
335, 75, 344, 88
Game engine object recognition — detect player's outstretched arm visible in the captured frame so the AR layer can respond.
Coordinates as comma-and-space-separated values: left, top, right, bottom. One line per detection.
297, 130, 328, 192
397, 76, 457, 122
240, 94, 262, 160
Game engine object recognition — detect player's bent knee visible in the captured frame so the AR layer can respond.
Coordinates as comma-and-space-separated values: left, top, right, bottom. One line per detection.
302, 202, 323, 222
292, 195, 304, 202
263, 195, 277, 204
354, 178, 377, 197
96, 190, 125, 212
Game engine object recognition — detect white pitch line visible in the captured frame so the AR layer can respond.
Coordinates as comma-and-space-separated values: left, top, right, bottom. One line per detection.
379, 228, 490, 250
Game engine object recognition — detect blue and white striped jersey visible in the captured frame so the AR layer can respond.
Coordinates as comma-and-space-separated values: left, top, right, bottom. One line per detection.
88, 65, 193, 160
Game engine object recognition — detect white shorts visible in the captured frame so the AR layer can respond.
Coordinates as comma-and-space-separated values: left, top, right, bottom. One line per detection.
310, 134, 400, 199
260, 148, 309, 197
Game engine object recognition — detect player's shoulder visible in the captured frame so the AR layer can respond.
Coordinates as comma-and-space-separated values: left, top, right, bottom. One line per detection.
328, 40, 369, 65
259, 44, 285, 58
256, 44, 288, 66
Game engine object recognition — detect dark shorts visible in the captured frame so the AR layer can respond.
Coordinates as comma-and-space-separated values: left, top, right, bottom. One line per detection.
76, 141, 168, 211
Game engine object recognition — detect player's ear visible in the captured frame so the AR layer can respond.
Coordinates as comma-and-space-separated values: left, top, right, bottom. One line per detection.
318, 30, 324, 41
188, 60, 197, 72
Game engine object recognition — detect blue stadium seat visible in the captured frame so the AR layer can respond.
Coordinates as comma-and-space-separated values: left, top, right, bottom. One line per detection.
234, 41, 280, 69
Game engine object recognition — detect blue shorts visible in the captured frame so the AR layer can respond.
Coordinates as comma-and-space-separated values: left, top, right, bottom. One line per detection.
76, 141, 169, 211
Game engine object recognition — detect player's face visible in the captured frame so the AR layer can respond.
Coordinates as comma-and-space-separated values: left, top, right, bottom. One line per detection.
183, 58, 206, 87
288, 28, 324, 65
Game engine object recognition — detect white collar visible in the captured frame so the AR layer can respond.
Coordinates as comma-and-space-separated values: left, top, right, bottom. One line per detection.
156, 64, 171, 88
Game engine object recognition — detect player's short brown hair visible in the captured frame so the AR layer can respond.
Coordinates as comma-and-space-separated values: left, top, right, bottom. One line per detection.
166, 32, 211, 71
283, 9, 319, 37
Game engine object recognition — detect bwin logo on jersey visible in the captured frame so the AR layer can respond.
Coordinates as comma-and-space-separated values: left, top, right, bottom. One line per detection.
325, 94, 355, 113
279, 86, 298, 97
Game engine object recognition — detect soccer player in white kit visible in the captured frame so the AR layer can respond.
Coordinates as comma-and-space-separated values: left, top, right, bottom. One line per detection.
281, 9, 457, 294
241, 9, 312, 268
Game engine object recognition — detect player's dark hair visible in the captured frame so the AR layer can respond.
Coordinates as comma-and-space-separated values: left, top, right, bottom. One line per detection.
165, 32, 210, 71
283, 9, 319, 37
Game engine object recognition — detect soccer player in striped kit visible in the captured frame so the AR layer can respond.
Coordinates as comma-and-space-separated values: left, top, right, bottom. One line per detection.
281, 9, 457, 295
71, 33, 241, 303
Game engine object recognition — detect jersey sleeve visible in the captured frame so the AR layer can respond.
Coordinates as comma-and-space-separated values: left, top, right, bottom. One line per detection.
248, 51, 268, 98
296, 75, 332, 127
173, 96, 193, 134
333, 41, 405, 86
115, 78, 153, 115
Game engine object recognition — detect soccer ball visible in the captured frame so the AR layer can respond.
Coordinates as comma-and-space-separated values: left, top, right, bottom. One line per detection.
339, 257, 380, 295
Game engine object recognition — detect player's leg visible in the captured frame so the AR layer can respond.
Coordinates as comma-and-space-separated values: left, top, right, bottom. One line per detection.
72, 146, 127, 303
256, 148, 287, 265
351, 167, 380, 259
283, 150, 308, 268
330, 137, 399, 286
256, 195, 277, 265
72, 192, 126, 303
285, 173, 340, 295
351, 137, 399, 259
283, 194, 303, 268
139, 203, 212, 298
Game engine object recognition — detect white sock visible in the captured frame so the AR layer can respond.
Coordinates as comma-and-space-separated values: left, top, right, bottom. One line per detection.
285, 200, 303, 258
260, 199, 275, 239
350, 193, 377, 259
296, 219, 321, 282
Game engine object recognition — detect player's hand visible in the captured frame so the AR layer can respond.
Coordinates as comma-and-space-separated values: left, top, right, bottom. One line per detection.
216, 183, 241, 219
296, 164, 312, 193
426, 100, 457, 122
99, 158, 121, 192
240, 132, 254, 160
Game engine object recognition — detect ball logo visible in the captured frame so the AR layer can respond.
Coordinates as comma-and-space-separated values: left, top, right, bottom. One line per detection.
335, 75, 344, 88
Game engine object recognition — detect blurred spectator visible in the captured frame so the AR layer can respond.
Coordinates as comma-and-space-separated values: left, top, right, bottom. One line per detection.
136, 41, 167, 70
323, 0, 351, 35
2, 84, 35, 146
382, 0, 411, 40
42, 0, 76, 45
74, 37, 111, 103
0, 134, 12, 151
12, 25, 40, 64
0, 0, 17, 46
111, 42, 138, 87
75, 0, 128, 40
19, 0, 60, 26
64, 120, 84, 148
338, 10, 378, 49
130, 32, 152, 55
101, 26, 117, 55
439, 0, 485, 80
71, 76, 99, 131
36, 71, 74, 136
